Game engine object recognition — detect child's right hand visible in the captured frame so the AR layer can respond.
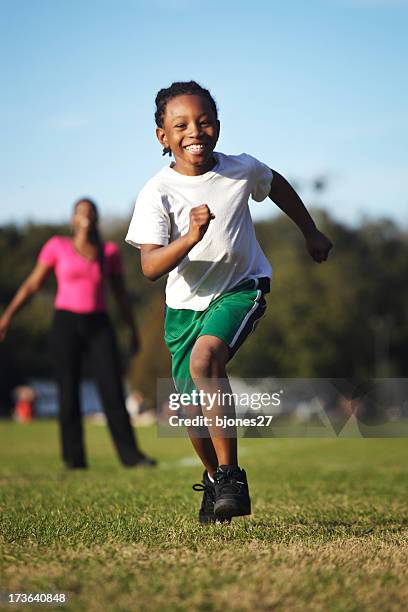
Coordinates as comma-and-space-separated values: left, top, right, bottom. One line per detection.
187, 204, 215, 244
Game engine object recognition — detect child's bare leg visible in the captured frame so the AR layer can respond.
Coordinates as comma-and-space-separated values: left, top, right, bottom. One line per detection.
186, 429, 218, 476
189, 335, 238, 466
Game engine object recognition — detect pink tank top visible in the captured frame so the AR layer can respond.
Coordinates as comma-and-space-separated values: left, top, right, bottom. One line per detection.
38, 236, 123, 313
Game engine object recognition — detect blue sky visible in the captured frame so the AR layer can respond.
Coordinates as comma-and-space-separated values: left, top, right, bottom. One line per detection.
1, 0, 407, 228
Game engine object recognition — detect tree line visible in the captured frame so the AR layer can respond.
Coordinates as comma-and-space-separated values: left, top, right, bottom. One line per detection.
0, 211, 407, 414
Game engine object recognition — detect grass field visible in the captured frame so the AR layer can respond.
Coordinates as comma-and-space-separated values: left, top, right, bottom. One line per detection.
0, 421, 407, 611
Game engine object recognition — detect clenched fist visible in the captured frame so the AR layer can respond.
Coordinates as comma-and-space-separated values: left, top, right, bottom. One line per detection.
187, 204, 215, 245
305, 229, 333, 263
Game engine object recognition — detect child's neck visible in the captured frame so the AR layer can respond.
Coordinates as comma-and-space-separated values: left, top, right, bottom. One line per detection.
171, 155, 217, 176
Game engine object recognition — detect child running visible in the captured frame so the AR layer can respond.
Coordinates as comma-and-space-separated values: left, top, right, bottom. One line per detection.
126, 80, 332, 523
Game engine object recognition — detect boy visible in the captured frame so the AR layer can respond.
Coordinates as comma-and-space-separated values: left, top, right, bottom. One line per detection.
126, 81, 332, 522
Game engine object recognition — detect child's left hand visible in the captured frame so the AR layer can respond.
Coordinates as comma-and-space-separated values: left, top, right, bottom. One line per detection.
304, 229, 333, 263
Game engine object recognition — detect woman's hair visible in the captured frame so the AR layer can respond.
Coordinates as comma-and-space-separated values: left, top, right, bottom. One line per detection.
73, 198, 105, 272
73, 197, 99, 220
154, 81, 218, 156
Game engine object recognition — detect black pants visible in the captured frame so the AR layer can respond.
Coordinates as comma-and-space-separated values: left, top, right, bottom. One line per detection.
50, 310, 141, 468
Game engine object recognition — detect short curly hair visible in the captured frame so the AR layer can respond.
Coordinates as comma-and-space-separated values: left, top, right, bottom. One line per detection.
155, 81, 218, 156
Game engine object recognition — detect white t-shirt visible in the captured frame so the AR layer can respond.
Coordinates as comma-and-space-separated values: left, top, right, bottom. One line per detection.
126, 152, 273, 311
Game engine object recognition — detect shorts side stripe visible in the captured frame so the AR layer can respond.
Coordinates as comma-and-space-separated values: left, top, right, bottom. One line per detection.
229, 289, 262, 349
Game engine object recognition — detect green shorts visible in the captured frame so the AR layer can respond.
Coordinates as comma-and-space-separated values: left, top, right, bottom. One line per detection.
164, 277, 270, 396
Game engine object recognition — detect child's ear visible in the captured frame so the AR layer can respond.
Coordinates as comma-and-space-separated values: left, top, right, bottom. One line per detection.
216, 119, 221, 140
156, 127, 167, 147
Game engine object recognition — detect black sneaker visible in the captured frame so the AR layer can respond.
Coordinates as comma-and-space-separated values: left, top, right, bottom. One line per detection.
134, 454, 157, 467
65, 462, 88, 470
125, 453, 157, 468
213, 465, 251, 519
192, 471, 231, 524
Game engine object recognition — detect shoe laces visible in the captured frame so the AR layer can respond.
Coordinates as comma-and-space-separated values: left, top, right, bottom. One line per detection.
192, 481, 215, 512
214, 470, 245, 495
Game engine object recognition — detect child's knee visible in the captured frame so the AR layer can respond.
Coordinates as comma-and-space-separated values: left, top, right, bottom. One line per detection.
189, 345, 214, 378
189, 339, 228, 379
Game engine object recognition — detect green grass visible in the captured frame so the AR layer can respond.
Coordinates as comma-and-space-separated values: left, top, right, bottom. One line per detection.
0, 421, 407, 611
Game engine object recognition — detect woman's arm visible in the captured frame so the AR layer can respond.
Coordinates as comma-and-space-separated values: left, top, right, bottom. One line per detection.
109, 274, 140, 353
0, 262, 51, 341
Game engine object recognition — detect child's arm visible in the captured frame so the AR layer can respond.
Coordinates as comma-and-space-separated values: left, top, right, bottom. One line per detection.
140, 204, 214, 281
269, 170, 333, 263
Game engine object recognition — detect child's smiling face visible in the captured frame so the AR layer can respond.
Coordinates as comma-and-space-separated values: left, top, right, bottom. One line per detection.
156, 94, 220, 176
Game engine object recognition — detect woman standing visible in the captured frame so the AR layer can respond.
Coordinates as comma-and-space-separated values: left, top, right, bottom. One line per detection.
0, 198, 155, 469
